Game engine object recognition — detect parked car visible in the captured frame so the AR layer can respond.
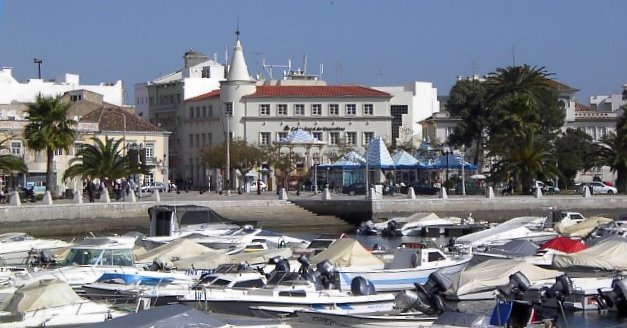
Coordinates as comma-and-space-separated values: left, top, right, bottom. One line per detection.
399, 182, 439, 195
342, 182, 367, 196
533, 181, 560, 194
578, 181, 618, 194
141, 182, 167, 193
248, 180, 267, 192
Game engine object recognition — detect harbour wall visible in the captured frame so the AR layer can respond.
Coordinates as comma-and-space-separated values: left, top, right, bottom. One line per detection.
1, 195, 627, 236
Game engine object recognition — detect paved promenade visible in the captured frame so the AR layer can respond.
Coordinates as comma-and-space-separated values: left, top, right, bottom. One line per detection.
1, 189, 627, 237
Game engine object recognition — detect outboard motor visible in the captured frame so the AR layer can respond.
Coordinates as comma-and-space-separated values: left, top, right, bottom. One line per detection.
237, 261, 250, 271
382, 220, 398, 237
543, 274, 573, 301
297, 255, 310, 272
316, 260, 337, 290
394, 269, 452, 315
274, 259, 290, 272
597, 278, 627, 314
497, 271, 531, 300
351, 276, 376, 296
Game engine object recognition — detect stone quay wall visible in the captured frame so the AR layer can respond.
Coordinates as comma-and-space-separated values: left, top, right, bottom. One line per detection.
1, 192, 627, 236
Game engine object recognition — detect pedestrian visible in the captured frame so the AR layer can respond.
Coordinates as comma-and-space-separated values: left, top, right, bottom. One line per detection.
86, 180, 95, 203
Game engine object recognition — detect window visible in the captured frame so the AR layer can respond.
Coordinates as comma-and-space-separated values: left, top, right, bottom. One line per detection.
54, 148, 63, 156
277, 104, 287, 115
202, 106, 207, 117
329, 104, 339, 115
74, 142, 83, 155
208, 105, 213, 117
277, 132, 288, 141
329, 132, 340, 145
224, 102, 233, 116
189, 107, 194, 119
208, 133, 213, 146
295, 104, 305, 115
195, 134, 200, 149
363, 104, 373, 115
196, 107, 200, 118
363, 132, 374, 145
202, 134, 206, 146
312, 104, 322, 115
346, 132, 357, 145
260, 104, 270, 116
145, 144, 154, 164
346, 104, 356, 115
11, 141, 22, 156
312, 132, 323, 142
189, 134, 194, 147
260, 132, 271, 145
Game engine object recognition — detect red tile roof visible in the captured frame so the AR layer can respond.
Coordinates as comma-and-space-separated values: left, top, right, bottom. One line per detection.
245, 85, 391, 98
547, 79, 578, 91
186, 89, 221, 102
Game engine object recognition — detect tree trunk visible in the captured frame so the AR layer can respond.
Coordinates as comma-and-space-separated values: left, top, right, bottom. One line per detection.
617, 168, 627, 193
46, 147, 55, 192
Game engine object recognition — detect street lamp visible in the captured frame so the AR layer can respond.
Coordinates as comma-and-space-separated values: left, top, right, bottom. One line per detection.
33, 58, 42, 79
442, 146, 451, 186
461, 146, 466, 196
313, 153, 319, 194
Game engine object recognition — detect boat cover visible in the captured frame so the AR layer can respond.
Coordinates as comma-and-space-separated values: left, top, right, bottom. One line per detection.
555, 216, 613, 238
3, 279, 83, 314
492, 239, 539, 257
456, 216, 545, 246
135, 239, 215, 263
310, 238, 384, 270
451, 259, 562, 296
586, 234, 627, 247
230, 248, 293, 265
552, 239, 627, 271
539, 237, 587, 254
171, 249, 231, 270
83, 303, 229, 328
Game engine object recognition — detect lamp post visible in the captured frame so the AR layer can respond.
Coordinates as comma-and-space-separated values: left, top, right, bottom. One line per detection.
461, 146, 466, 196
313, 154, 319, 194
225, 113, 231, 193
33, 58, 42, 79
442, 146, 451, 186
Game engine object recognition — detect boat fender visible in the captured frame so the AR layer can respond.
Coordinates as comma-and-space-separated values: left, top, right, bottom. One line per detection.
351, 276, 376, 296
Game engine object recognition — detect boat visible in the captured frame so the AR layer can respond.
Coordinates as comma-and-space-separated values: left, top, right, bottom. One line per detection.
83, 303, 291, 328
141, 205, 244, 248
17, 236, 139, 291
310, 238, 472, 292
82, 269, 197, 306
552, 239, 627, 272
0, 232, 72, 266
447, 259, 563, 301
293, 233, 348, 257
456, 216, 557, 248
180, 264, 396, 317
0, 278, 127, 327
294, 308, 437, 327
472, 237, 587, 267
395, 270, 563, 328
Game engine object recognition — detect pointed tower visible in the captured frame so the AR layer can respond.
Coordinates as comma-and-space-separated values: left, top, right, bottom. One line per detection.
227, 38, 252, 81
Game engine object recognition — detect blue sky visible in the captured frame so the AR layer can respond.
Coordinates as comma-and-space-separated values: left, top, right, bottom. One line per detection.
1, 0, 625, 105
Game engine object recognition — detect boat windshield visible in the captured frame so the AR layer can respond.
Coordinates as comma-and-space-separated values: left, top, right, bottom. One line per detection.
64, 248, 134, 266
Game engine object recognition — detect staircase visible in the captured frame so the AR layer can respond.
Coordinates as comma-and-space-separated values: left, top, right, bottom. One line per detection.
200, 199, 352, 234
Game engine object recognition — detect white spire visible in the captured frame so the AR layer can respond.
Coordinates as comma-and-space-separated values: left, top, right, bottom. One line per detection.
227, 38, 252, 81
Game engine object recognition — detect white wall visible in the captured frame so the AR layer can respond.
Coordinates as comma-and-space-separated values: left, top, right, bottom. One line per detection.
0, 67, 124, 105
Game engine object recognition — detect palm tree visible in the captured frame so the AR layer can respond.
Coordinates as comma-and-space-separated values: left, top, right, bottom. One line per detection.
488, 128, 558, 194
0, 138, 28, 176
62, 137, 146, 184
24, 95, 76, 192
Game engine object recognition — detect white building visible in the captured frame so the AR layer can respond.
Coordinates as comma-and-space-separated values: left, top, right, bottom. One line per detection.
374, 82, 440, 145
181, 36, 394, 190
134, 51, 226, 177
0, 67, 124, 106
